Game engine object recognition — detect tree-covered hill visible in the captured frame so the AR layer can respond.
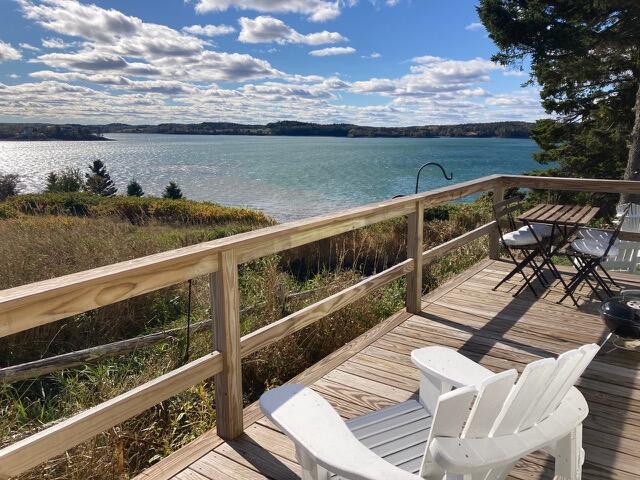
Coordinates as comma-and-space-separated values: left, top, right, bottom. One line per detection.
97, 120, 533, 138
0, 120, 534, 140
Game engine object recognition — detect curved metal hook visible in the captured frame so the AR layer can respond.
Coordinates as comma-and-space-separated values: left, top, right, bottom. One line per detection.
415, 162, 453, 194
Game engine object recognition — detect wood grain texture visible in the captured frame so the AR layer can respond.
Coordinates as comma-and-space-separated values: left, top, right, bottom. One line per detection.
211, 250, 243, 440
518, 204, 599, 227
0, 352, 223, 479
406, 201, 424, 314
502, 175, 640, 194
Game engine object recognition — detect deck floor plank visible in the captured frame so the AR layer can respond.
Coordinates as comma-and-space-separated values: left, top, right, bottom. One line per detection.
139, 259, 640, 480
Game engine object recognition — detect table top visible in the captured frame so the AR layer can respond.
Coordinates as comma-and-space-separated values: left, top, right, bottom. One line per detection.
517, 203, 600, 226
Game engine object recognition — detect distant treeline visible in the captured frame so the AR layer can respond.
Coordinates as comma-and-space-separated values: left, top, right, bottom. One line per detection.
0, 121, 534, 140
96, 120, 533, 138
0, 123, 107, 141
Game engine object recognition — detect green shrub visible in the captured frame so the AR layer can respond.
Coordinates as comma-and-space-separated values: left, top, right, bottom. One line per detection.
0, 203, 18, 219
3, 193, 273, 227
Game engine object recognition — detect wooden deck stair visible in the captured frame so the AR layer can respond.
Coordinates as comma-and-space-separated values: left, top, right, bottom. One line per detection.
137, 259, 640, 480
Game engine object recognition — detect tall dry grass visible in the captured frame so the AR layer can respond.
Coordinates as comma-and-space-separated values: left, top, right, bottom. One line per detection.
0, 195, 492, 479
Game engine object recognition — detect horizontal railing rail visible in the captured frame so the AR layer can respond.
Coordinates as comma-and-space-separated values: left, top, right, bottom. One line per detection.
2, 173, 638, 478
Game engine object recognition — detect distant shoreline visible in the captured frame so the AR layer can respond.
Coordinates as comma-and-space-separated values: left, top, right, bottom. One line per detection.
2, 136, 112, 142
1, 120, 535, 140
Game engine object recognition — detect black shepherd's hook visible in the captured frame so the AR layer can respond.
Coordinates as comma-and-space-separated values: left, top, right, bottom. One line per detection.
415, 162, 453, 194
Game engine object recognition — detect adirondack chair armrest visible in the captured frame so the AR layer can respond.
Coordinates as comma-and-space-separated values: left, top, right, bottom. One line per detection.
411, 346, 494, 411
428, 387, 589, 475
260, 384, 417, 480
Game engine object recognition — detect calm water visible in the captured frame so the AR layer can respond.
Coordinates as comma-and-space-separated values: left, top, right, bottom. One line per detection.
0, 134, 540, 221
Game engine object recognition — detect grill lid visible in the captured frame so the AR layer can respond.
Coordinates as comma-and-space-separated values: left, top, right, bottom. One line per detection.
600, 297, 640, 339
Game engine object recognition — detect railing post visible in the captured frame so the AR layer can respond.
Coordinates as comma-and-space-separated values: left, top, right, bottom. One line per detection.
210, 249, 243, 439
489, 181, 504, 260
406, 200, 424, 314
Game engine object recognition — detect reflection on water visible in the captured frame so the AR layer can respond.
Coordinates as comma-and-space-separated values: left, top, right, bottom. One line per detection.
0, 134, 539, 221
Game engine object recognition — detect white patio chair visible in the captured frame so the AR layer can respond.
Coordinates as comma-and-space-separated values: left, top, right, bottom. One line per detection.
601, 203, 640, 273
260, 344, 599, 480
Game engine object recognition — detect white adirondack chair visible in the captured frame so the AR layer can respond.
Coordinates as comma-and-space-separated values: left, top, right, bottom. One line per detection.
260, 344, 600, 480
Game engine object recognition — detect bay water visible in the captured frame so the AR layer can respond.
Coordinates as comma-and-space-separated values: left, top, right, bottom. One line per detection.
0, 134, 540, 221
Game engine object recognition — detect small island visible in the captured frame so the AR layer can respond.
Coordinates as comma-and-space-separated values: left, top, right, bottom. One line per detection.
0, 123, 109, 141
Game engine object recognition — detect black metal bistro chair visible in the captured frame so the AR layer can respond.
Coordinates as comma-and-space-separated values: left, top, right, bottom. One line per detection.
559, 205, 630, 304
493, 198, 554, 297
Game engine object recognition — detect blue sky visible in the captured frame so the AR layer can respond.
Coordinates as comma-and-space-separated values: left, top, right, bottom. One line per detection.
0, 0, 541, 125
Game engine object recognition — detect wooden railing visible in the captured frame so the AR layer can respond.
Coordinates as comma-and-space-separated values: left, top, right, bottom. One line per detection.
1, 174, 639, 478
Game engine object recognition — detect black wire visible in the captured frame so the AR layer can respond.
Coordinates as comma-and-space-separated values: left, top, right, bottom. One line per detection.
184, 279, 192, 364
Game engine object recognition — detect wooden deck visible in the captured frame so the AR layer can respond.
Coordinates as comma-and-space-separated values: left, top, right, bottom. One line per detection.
138, 259, 640, 480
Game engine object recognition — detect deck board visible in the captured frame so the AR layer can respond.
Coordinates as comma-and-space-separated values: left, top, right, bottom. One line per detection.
138, 259, 640, 480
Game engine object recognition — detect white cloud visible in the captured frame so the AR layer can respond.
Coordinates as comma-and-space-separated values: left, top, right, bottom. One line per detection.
465, 22, 484, 31
8, 74, 20, 79
238, 16, 346, 45
412, 55, 443, 64
30, 70, 129, 85
362, 52, 381, 59
0, 41, 22, 62
34, 50, 130, 71
309, 46, 356, 56
19, 0, 142, 43
351, 56, 500, 97
503, 70, 527, 77
19, 42, 40, 51
19, 0, 281, 82
182, 24, 236, 37
42, 37, 76, 49
193, 0, 345, 22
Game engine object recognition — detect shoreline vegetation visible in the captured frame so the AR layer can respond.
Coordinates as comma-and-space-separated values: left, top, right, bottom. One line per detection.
0, 120, 533, 141
0, 124, 108, 141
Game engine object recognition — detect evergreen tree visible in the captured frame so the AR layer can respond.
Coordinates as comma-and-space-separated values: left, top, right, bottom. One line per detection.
162, 181, 183, 200
45, 172, 58, 192
45, 168, 84, 193
85, 160, 117, 196
478, 1, 640, 206
126, 179, 144, 197
0, 173, 21, 201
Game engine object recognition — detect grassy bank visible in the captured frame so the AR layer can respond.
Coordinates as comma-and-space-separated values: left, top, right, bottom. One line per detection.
0, 193, 491, 479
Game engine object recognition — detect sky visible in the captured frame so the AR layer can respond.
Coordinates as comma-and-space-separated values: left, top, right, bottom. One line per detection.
0, 0, 543, 126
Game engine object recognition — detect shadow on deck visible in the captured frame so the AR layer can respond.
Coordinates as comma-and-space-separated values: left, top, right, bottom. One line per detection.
137, 259, 640, 480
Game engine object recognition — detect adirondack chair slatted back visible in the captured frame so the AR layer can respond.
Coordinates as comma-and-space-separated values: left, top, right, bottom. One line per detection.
419, 344, 599, 479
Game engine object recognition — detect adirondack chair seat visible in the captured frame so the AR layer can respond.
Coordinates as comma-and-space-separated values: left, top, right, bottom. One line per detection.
260, 344, 599, 480
335, 399, 432, 478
